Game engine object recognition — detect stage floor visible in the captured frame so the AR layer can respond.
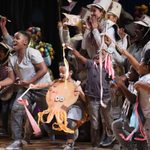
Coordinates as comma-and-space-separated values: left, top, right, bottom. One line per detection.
0, 137, 120, 150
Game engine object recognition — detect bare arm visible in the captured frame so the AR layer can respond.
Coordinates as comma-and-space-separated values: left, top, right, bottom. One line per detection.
0, 17, 13, 47
114, 76, 136, 104
0, 70, 15, 88
19, 62, 48, 87
78, 86, 85, 102
74, 85, 85, 102
71, 48, 87, 64
119, 83, 136, 104
0, 17, 9, 37
134, 81, 150, 92
119, 48, 140, 72
30, 82, 52, 89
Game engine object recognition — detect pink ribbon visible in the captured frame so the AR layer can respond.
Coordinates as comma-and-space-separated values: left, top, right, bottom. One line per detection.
17, 98, 41, 135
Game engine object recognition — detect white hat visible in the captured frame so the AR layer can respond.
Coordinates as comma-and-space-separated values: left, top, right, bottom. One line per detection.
87, 0, 112, 12
134, 15, 150, 27
107, 1, 122, 18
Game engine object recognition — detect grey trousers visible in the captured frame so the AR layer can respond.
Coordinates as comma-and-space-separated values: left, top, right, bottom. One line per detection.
87, 98, 103, 147
11, 88, 48, 140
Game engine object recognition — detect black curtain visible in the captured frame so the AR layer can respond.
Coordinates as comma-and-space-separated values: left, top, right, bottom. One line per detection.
0, 0, 63, 78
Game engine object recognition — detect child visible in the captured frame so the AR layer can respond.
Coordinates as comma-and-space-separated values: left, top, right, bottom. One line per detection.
66, 45, 112, 149
0, 31, 51, 150
0, 42, 14, 137
82, 0, 112, 59
119, 48, 150, 149
112, 67, 143, 149
30, 62, 86, 150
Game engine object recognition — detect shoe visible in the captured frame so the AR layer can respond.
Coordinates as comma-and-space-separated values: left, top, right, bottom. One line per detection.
63, 142, 74, 150
21, 139, 31, 145
92, 147, 98, 150
6, 140, 22, 150
100, 135, 116, 147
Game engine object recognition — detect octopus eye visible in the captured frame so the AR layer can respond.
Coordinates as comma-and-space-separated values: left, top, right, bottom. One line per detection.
59, 96, 64, 102
55, 96, 60, 102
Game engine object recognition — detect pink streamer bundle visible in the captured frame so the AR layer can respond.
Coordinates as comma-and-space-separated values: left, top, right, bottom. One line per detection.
17, 97, 41, 136
104, 54, 115, 79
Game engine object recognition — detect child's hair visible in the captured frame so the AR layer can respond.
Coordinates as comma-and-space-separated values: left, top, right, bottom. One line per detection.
143, 49, 150, 69
59, 61, 74, 72
59, 61, 76, 79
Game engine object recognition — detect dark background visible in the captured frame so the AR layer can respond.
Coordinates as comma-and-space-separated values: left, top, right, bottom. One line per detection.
0, 0, 149, 78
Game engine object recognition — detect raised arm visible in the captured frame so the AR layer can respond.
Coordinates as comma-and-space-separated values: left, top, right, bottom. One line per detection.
0, 16, 13, 47
19, 62, 48, 87
118, 47, 140, 72
66, 46, 88, 64
0, 70, 15, 88
113, 76, 136, 104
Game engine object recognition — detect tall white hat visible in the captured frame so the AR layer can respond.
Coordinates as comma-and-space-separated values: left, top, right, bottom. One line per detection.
87, 0, 112, 12
107, 1, 122, 18
134, 15, 150, 27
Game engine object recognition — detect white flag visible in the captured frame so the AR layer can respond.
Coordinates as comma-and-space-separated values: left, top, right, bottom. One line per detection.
63, 13, 81, 26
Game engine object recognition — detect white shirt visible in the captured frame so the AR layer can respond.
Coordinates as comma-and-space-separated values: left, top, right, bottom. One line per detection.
138, 73, 150, 118
8, 47, 51, 84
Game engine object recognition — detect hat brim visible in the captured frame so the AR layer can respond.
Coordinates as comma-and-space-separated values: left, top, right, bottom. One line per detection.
0, 42, 10, 51
134, 21, 150, 27
87, 3, 103, 10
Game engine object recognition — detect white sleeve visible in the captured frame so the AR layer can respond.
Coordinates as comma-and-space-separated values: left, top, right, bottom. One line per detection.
92, 28, 102, 49
58, 27, 70, 44
117, 35, 128, 49
81, 29, 90, 49
3, 33, 13, 47
62, 29, 70, 44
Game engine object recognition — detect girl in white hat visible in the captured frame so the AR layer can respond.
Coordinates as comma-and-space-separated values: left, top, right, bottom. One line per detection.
81, 0, 112, 59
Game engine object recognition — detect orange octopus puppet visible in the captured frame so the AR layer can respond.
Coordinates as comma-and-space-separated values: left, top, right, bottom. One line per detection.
30, 62, 86, 134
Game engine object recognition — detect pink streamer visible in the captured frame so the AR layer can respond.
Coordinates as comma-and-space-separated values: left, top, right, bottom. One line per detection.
119, 100, 147, 141
18, 99, 41, 135
104, 54, 115, 79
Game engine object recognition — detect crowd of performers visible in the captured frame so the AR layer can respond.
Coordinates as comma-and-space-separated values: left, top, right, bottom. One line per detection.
0, 0, 150, 150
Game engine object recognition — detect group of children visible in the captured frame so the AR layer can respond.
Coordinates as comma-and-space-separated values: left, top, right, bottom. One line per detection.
0, 0, 149, 150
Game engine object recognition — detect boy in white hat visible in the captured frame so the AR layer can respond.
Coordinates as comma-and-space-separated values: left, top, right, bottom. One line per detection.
105, 1, 129, 63
127, 15, 150, 62
81, 0, 112, 59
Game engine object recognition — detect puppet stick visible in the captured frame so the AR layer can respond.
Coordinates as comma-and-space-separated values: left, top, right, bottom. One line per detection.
18, 87, 31, 100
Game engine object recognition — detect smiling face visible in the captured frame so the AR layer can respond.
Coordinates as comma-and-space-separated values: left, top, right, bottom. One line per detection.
107, 13, 118, 23
59, 65, 73, 80
90, 6, 104, 19
13, 32, 30, 51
